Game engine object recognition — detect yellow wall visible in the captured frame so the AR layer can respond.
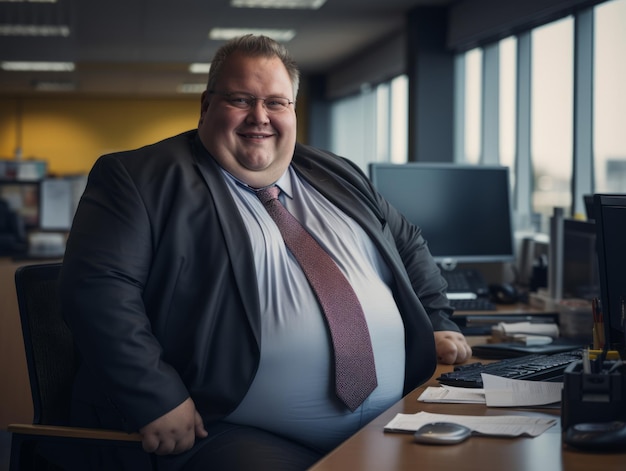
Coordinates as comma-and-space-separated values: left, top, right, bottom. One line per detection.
0, 92, 309, 177
0, 96, 200, 176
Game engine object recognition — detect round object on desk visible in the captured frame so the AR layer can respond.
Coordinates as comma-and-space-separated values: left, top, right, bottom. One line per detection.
413, 422, 472, 445
489, 283, 519, 304
564, 421, 626, 451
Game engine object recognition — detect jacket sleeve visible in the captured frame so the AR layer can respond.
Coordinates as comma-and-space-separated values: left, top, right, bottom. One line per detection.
367, 184, 460, 331
59, 153, 190, 431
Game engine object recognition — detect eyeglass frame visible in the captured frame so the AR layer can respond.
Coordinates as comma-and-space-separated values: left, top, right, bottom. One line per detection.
208, 90, 295, 113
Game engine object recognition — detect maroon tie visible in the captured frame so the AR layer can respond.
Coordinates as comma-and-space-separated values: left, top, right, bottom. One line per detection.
256, 185, 377, 411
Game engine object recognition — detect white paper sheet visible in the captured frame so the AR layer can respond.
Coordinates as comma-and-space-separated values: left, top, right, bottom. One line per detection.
384, 411, 557, 437
492, 321, 560, 338
418, 376, 563, 407
481, 374, 563, 407
418, 386, 486, 404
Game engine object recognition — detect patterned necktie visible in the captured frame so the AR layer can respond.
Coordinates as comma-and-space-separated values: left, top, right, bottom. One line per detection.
256, 185, 377, 411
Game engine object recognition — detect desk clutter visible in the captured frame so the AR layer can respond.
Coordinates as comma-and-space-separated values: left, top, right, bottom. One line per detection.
490, 320, 559, 345
419, 374, 563, 407
384, 411, 557, 438
429, 292, 625, 451
561, 354, 626, 451
429, 340, 625, 451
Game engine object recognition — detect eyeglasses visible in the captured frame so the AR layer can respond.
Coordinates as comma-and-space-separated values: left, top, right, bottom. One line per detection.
209, 91, 294, 113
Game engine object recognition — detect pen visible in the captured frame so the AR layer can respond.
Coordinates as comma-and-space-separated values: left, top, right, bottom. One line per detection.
582, 348, 591, 374
592, 297, 602, 350
591, 297, 605, 350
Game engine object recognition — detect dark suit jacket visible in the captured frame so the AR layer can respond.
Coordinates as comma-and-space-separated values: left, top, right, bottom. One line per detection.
59, 130, 457, 432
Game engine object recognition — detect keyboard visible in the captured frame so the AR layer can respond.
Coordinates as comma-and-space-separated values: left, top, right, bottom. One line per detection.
441, 268, 489, 297
449, 298, 497, 311
436, 349, 582, 388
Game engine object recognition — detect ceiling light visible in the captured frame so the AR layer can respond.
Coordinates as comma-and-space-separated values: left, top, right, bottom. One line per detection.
177, 83, 206, 94
34, 81, 76, 91
1, 61, 75, 71
189, 63, 211, 74
231, 0, 326, 8
209, 28, 296, 42
0, 24, 70, 36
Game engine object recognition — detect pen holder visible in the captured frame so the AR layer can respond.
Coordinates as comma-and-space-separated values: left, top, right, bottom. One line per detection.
561, 360, 626, 431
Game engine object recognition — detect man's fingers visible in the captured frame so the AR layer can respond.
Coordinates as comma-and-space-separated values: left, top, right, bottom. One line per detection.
195, 411, 209, 438
143, 434, 196, 456
437, 339, 458, 364
142, 434, 160, 454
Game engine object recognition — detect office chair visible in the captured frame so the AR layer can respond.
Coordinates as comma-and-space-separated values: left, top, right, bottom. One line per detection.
8, 262, 157, 470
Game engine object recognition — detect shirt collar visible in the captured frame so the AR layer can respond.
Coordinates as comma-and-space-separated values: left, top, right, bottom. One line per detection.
274, 169, 294, 200
221, 166, 294, 200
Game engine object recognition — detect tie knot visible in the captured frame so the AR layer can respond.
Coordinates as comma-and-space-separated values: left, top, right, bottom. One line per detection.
256, 185, 280, 204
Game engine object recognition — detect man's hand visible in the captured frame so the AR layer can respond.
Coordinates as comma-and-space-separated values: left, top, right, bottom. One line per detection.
139, 397, 208, 455
434, 330, 472, 364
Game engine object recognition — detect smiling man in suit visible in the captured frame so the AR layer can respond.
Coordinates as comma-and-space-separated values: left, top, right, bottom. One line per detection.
59, 34, 471, 471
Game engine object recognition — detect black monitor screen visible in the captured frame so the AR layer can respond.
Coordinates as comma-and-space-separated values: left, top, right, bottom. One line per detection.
593, 194, 626, 352
562, 219, 600, 301
368, 163, 515, 265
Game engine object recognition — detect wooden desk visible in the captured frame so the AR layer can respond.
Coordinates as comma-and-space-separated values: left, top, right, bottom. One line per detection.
308, 363, 626, 471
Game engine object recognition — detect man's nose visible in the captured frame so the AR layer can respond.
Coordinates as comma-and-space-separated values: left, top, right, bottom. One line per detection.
246, 99, 270, 123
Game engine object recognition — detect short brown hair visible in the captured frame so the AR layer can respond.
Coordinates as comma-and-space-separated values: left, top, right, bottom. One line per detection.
207, 34, 300, 101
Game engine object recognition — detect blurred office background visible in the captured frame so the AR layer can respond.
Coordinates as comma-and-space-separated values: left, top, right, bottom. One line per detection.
0, 0, 624, 247
1, 1, 625, 467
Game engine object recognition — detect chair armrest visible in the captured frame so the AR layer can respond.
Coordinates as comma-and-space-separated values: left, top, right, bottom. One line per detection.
8, 423, 143, 442
8, 423, 157, 470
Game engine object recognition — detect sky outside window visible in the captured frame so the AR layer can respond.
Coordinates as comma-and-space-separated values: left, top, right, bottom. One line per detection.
594, 0, 626, 192
531, 16, 574, 217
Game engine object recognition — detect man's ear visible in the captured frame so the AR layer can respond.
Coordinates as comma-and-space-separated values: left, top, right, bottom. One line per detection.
199, 90, 209, 124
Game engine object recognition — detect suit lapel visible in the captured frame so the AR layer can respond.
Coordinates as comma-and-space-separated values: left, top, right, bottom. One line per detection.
190, 136, 262, 345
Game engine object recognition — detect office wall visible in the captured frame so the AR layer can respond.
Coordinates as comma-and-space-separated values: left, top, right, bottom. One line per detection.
0, 93, 310, 177
0, 96, 199, 176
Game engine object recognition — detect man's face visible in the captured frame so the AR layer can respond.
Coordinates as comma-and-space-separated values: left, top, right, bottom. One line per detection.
198, 52, 297, 188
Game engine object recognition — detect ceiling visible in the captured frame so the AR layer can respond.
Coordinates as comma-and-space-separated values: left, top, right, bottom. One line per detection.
0, 0, 454, 98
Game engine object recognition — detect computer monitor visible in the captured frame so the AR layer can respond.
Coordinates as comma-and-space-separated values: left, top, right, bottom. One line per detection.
0, 182, 40, 229
39, 176, 87, 231
583, 194, 595, 221
368, 163, 515, 267
562, 219, 600, 300
593, 194, 626, 353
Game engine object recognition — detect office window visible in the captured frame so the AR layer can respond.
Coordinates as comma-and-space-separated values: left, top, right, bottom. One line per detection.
330, 88, 377, 171
499, 36, 516, 171
464, 48, 482, 164
375, 82, 390, 164
389, 75, 408, 164
452, 1, 624, 233
457, 38, 515, 169
372, 75, 408, 164
329, 75, 408, 171
594, 0, 626, 193
531, 17, 574, 218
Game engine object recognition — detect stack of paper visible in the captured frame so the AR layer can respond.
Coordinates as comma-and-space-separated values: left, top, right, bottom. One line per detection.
418, 374, 563, 407
384, 411, 557, 437
491, 321, 559, 345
